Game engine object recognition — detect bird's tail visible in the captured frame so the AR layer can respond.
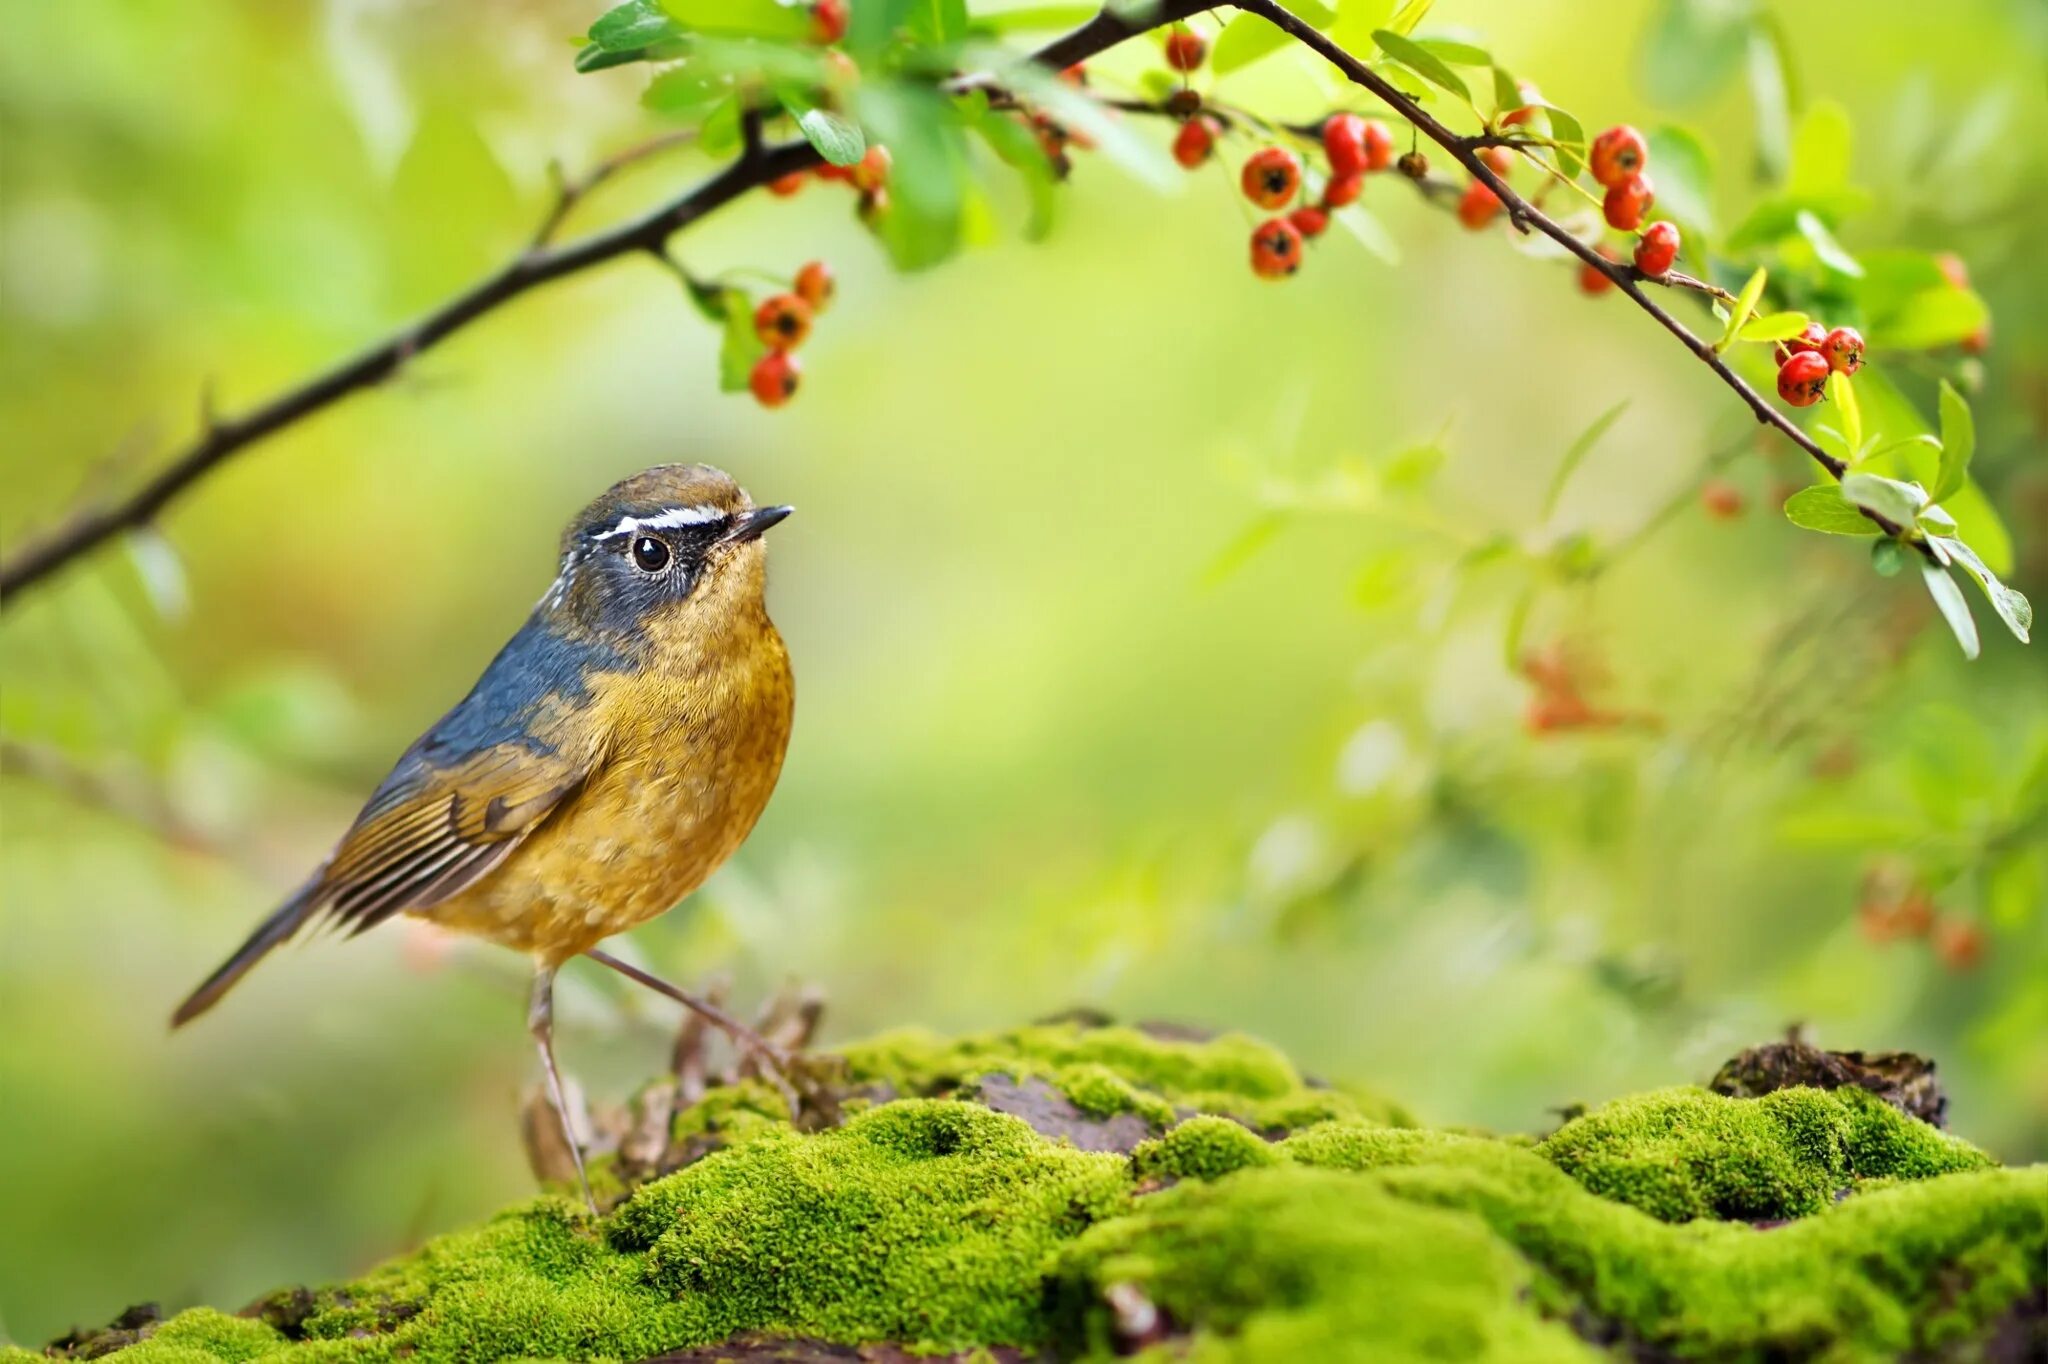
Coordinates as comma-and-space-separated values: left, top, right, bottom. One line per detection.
170, 882, 321, 1028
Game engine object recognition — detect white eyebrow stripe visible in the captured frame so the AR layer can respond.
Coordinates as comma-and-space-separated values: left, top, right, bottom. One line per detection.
592, 504, 730, 539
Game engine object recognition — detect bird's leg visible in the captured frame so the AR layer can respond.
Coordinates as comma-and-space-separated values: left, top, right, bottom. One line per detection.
528, 964, 598, 1216
582, 948, 802, 1117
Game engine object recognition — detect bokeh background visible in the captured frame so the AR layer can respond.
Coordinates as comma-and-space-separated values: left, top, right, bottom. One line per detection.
3, 0, 2044, 1344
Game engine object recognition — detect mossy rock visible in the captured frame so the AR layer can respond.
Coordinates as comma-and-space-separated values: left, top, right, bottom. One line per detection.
24, 1021, 2046, 1363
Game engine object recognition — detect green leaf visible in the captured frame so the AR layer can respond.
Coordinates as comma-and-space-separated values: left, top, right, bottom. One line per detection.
1386, 0, 1433, 35
1332, 203, 1400, 264
1372, 29, 1469, 100
1795, 209, 1863, 277
1933, 381, 1974, 503
1840, 471, 1926, 527
1541, 401, 1628, 520
1716, 267, 1767, 353
1214, 0, 1337, 73
1641, 0, 1752, 106
1745, 19, 1792, 178
1739, 311, 1810, 343
716, 288, 764, 392
1539, 104, 1585, 179
1871, 538, 1907, 576
1868, 286, 1988, 350
589, 0, 685, 49
643, 63, 740, 118
1788, 99, 1853, 196
964, 97, 1057, 240
856, 82, 972, 270
1783, 484, 1881, 537
1937, 537, 2032, 644
905, 0, 967, 44
660, 0, 808, 39
1489, 66, 1520, 115
1331, 0, 1396, 57
1645, 126, 1715, 234
1828, 371, 1862, 454
778, 86, 867, 165
971, 3, 1097, 31
1922, 562, 1981, 660
1415, 37, 1490, 66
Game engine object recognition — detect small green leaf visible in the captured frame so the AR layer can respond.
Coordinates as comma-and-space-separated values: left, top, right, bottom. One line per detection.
1871, 538, 1907, 576
679, 272, 728, 323
778, 89, 866, 165
1840, 471, 1926, 527
971, 3, 1097, 31
1386, 0, 1433, 35
1783, 484, 1881, 537
1489, 66, 1520, 115
1869, 287, 1988, 350
589, 0, 685, 49
1415, 37, 1490, 66
1645, 126, 1715, 233
1331, 0, 1396, 56
1332, 202, 1400, 264
1541, 400, 1628, 520
1214, 0, 1337, 72
1932, 381, 1974, 503
1745, 20, 1792, 178
1795, 209, 1864, 277
1922, 562, 1981, 660
1539, 104, 1585, 178
1372, 29, 1469, 100
1937, 537, 2032, 643
1828, 371, 1862, 455
1739, 311, 1810, 343
716, 288, 764, 392
1716, 267, 1767, 353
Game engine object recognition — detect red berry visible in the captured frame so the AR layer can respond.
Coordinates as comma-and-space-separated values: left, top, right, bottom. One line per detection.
815, 161, 851, 183
1289, 205, 1329, 238
1634, 220, 1680, 279
1478, 145, 1514, 177
1321, 172, 1364, 209
754, 293, 815, 350
1241, 147, 1303, 211
1602, 173, 1654, 231
1820, 326, 1865, 375
1500, 80, 1541, 127
749, 350, 801, 407
1578, 247, 1619, 295
851, 144, 891, 192
1163, 27, 1206, 71
794, 260, 835, 312
1060, 62, 1087, 86
1323, 113, 1369, 178
1935, 252, 1970, 290
769, 171, 807, 198
1457, 180, 1502, 229
1895, 890, 1934, 939
1172, 116, 1218, 170
1249, 217, 1304, 279
1933, 917, 1984, 972
1362, 119, 1394, 171
1699, 479, 1744, 519
1589, 125, 1648, 188
1774, 321, 1828, 365
1777, 351, 1830, 407
809, 0, 848, 44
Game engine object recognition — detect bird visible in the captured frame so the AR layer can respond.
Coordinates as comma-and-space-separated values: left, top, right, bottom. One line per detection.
171, 464, 796, 1211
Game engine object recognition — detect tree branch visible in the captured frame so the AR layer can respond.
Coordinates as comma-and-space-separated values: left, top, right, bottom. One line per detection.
0, 0, 1211, 605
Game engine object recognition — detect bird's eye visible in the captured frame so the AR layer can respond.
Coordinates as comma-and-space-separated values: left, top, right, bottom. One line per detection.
630, 536, 671, 573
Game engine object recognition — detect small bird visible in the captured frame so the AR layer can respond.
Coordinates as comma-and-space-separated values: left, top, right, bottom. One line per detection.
172, 464, 796, 1210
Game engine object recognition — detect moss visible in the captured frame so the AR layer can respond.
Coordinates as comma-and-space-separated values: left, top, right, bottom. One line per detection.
1535, 1084, 1992, 1222
57, 1025, 2042, 1364
840, 1022, 1412, 1132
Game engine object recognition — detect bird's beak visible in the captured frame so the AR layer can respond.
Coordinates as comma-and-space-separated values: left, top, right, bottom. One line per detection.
725, 504, 793, 544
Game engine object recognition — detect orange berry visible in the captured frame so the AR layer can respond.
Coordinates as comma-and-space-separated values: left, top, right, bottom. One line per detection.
1589, 125, 1648, 187
1172, 115, 1218, 170
1163, 27, 1206, 72
809, 0, 848, 44
1578, 247, 1619, 295
1932, 917, 1984, 972
1634, 220, 1680, 279
1288, 205, 1329, 238
749, 350, 800, 407
1501, 80, 1542, 127
1820, 326, 1865, 375
794, 260, 835, 313
1894, 890, 1935, 939
1478, 145, 1514, 177
1321, 172, 1364, 209
1777, 351, 1830, 407
1361, 120, 1394, 170
1961, 323, 1991, 355
1699, 479, 1744, 519
1249, 217, 1304, 279
851, 143, 891, 191
769, 171, 807, 198
1935, 252, 1970, 290
754, 293, 814, 350
1060, 62, 1087, 86
1241, 147, 1303, 211
1602, 173, 1654, 231
1323, 113, 1369, 178
1457, 180, 1502, 229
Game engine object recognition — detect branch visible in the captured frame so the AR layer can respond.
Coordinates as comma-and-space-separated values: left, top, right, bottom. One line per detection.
0, 0, 1212, 605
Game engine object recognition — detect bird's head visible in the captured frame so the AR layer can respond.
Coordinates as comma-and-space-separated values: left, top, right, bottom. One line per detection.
542, 464, 791, 643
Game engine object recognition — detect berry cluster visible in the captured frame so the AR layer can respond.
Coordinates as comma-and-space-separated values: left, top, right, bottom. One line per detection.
770, 142, 893, 222
1857, 860, 1985, 973
1772, 321, 1863, 408
747, 260, 836, 408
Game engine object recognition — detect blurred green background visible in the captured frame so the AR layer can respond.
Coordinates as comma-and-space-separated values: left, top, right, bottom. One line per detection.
3, 0, 2044, 1345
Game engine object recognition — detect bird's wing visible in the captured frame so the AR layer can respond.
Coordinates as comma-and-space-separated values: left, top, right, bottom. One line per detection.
307, 618, 619, 935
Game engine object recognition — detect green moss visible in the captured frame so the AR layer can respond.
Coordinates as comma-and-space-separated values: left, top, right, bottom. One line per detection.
841, 1022, 1412, 1132
1132, 1116, 1279, 1184
57, 1027, 2043, 1364
1535, 1084, 1992, 1222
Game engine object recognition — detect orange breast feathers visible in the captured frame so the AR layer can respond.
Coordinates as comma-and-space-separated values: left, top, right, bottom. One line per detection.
424, 612, 793, 962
